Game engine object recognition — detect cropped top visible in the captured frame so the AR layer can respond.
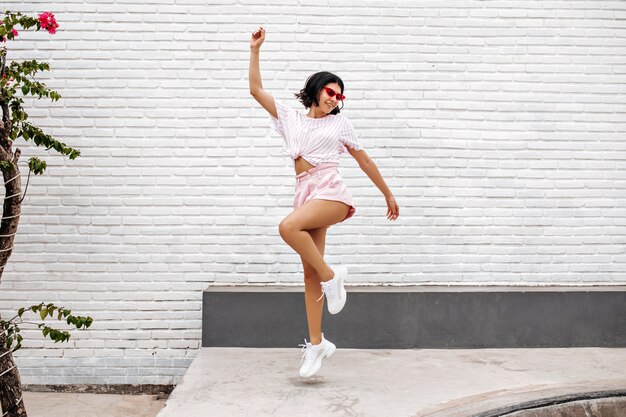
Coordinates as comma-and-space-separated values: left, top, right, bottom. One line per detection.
269, 99, 364, 166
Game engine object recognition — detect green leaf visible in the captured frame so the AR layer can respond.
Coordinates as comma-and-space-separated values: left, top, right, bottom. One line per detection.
0, 161, 14, 172
21, 122, 80, 161
28, 157, 47, 175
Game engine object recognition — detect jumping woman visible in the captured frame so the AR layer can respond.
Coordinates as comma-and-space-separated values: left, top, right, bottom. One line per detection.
249, 27, 400, 378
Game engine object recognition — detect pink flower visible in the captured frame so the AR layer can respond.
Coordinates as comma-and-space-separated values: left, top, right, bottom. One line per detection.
37, 12, 59, 34
11, 28, 18, 37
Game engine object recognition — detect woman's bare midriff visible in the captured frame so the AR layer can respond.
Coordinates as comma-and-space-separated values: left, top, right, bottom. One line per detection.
294, 156, 316, 175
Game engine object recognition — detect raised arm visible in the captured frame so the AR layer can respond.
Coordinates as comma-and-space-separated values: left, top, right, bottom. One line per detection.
249, 27, 278, 119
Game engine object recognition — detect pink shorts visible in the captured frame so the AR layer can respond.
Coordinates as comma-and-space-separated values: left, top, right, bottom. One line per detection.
293, 162, 356, 222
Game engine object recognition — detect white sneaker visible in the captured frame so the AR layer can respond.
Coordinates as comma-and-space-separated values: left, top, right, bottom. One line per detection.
298, 333, 336, 378
316, 265, 348, 314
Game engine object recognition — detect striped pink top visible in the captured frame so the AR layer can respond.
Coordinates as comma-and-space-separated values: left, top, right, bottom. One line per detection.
269, 99, 364, 166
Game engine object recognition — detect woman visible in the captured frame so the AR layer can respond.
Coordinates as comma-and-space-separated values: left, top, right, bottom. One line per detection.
249, 27, 399, 378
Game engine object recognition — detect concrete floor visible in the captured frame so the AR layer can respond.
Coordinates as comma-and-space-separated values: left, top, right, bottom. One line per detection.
157, 347, 626, 417
16, 347, 626, 417
20, 392, 166, 417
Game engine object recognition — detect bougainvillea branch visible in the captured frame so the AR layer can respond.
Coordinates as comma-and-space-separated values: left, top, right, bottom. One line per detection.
0, 11, 91, 417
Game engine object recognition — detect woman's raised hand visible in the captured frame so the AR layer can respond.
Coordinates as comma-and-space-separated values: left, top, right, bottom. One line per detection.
250, 27, 265, 50
385, 194, 399, 221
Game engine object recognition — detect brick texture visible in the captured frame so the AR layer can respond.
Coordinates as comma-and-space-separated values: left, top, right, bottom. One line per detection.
0, 0, 624, 384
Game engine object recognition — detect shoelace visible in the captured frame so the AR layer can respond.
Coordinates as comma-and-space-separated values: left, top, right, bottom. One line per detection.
298, 338, 325, 365
316, 279, 335, 303
298, 339, 314, 364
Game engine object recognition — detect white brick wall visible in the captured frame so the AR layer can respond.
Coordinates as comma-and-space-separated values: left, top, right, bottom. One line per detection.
0, 1, 625, 384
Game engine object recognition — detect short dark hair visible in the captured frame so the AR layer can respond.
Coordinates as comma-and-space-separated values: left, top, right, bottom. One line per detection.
294, 71, 345, 115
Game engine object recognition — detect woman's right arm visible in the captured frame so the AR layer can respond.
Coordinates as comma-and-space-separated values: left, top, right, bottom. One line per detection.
249, 27, 277, 119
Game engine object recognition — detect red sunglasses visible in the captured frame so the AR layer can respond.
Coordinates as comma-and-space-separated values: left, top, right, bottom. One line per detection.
323, 87, 345, 101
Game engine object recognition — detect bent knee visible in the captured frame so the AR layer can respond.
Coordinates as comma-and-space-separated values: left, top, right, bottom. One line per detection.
278, 218, 299, 236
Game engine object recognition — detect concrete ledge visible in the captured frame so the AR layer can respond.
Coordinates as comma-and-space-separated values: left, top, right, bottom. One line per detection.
475, 391, 626, 417
202, 285, 626, 348
156, 347, 626, 417
415, 382, 626, 417
204, 284, 626, 292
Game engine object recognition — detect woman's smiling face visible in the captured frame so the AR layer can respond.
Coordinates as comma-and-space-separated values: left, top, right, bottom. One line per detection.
318, 82, 343, 113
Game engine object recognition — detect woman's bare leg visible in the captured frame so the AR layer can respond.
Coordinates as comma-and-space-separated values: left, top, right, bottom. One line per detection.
279, 199, 350, 282
301, 226, 327, 345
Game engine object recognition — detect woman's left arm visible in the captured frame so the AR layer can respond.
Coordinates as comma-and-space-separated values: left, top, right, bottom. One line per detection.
347, 148, 399, 221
